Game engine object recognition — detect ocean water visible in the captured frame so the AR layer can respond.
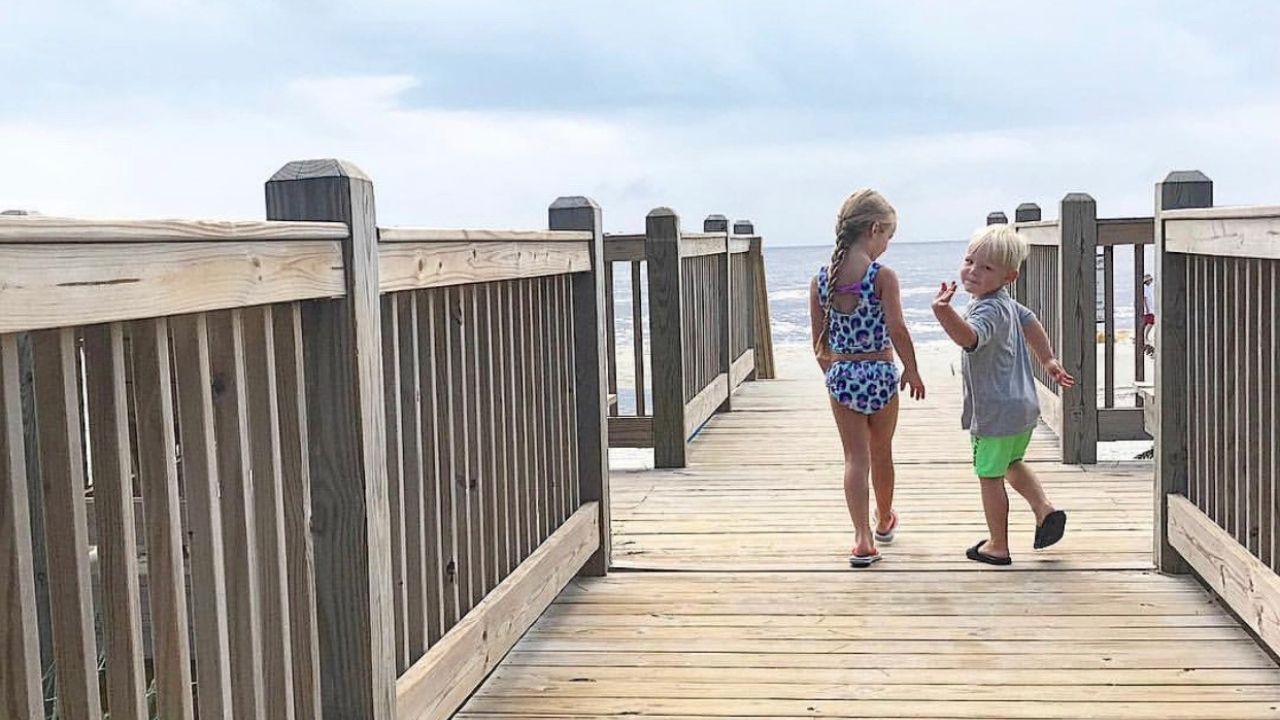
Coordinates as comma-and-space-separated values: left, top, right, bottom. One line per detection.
608, 240, 1149, 414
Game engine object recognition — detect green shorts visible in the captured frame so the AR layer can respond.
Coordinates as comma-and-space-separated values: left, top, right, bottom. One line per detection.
971, 430, 1034, 478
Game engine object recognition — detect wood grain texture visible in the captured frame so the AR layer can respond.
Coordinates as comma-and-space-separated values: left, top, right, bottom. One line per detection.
1097, 217, 1154, 247
395, 503, 599, 720
378, 241, 590, 292
1059, 194, 1098, 464
1017, 221, 1061, 246
378, 228, 592, 243
170, 313, 235, 719
602, 236, 645, 263
730, 349, 755, 390
381, 294, 408, 671
82, 324, 148, 720
0, 215, 347, 242
679, 234, 728, 258
646, 209, 687, 468
243, 305, 297, 720
395, 293, 427, 661
1154, 171, 1213, 574
0, 241, 344, 333
273, 303, 322, 718
684, 374, 729, 439
747, 236, 776, 379
32, 329, 102, 720
608, 416, 655, 447
0, 334, 42, 720
1165, 215, 1280, 260
266, 160, 396, 720
128, 318, 195, 719
418, 289, 450, 644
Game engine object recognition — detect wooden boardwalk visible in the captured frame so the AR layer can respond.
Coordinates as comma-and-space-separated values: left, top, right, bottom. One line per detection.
459, 348, 1280, 719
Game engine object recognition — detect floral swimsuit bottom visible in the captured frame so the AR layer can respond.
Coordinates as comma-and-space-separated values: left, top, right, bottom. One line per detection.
818, 262, 899, 415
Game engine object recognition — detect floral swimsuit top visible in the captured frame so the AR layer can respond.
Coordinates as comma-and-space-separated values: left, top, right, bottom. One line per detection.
817, 262, 891, 354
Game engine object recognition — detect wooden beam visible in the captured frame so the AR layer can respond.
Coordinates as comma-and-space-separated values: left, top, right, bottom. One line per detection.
1058, 193, 1098, 464
549, 196, 611, 578
265, 158, 396, 720
1097, 407, 1150, 442
1167, 495, 1280, 656
0, 215, 347, 242
728, 238, 752, 254
378, 228, 591, 243
646, 208, 687, 468
730, 349, 755, 390
747, 235, 776, 380
1155, 169, 1213, 575
1016, 222, 1060, 247
1165, 215, 1280, 260
603, 236, 645, 263
684, 374, 729, 439
1097, 217, 1154, 247
0, 241, 344, 334
680, 234, 728, 258
394, 502, 599, 720
1035, 381, 1063, 439
379, 241, 590, 292
608, 416, 655, 448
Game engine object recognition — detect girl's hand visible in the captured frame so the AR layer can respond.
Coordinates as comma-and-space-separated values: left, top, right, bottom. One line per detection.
932, 281, 958, 308
1046, 359, 1076, 388
900, 368, 926, 400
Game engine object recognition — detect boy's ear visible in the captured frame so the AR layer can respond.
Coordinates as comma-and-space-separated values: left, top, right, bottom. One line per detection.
1006, 268, 1020, 285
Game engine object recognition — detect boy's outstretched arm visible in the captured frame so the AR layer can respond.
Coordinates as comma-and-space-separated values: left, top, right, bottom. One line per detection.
1021, 315, 1076, 387
931, 282, 979, 349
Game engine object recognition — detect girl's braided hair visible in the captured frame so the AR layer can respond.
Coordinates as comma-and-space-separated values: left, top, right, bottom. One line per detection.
813, 189, 897, 358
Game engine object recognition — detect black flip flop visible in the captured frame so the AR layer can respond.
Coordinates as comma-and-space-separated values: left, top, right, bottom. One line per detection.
966, 540, 1012, 566
1034, 510, 1068, 549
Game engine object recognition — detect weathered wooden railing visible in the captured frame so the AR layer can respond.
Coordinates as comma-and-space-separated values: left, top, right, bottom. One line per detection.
602, 210, 775, 468
1151, 171, 1280, 656
0, 159, 610, 720
1004, 195, 1152, 464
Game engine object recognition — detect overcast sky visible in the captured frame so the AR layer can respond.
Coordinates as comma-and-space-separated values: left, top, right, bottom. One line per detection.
3, 2, 1279, 245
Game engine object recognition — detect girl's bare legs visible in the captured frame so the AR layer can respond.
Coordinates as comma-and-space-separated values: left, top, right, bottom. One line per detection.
831, 397, 874, 556
979, 477, 1011, 558
868, 393, 899, 532
1006, 460, 1055, 525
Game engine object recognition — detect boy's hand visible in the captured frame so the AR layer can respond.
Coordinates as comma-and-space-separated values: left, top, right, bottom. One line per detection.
900, 368, 926, 400
932, 281, 958, 308
1046, 359, 1076, 388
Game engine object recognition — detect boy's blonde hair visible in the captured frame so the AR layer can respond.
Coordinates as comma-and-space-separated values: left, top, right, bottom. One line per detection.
814, 189, 897, 358
968, 224, 1029, 272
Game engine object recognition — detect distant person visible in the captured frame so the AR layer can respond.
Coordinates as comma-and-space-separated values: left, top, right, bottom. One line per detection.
931, 224, 1073, 565
1142, 273, 1156, 356
809, 189, 926, 568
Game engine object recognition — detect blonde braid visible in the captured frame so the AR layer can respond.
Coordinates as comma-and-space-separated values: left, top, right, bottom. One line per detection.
814, 189, 896, 359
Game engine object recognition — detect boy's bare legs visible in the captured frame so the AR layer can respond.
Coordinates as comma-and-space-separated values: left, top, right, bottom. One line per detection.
979, 477, 1011, 558
831, 398, 875, 556
1006, 460, 1055, 525
868, 394, 899, 532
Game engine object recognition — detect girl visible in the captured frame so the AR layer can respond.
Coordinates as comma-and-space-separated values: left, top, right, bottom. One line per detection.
809, 189, 925, 567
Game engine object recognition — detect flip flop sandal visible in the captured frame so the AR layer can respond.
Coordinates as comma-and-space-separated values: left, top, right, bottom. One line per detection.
874, 510, 899, 544
849, 549, 882, 568
1034, 510, 1068, 549
966, 540, 1012, 566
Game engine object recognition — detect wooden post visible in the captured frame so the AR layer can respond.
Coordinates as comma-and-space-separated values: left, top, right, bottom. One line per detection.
706, 215, 733, 411
1155, 170, 1213, 574
738, 220, 775, 380
1012, 204, 1041, 304
265, 159, 395, 720
1015, 203, 1041, 223
647, 208, 687, 468
987, 211, 1008, 225
549, 196, 611, 576
1059, 193, 1099, 464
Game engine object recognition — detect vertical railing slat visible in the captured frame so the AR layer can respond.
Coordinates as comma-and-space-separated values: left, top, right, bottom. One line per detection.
273, 302, 321, 719
422, 288, 455, 638
397, 292, 427, 660
412, 291, 443, 648
604, 263, 618, 417
0, 334, 44, 720
469, 285, 497, 594
83, 323, 148, 720
1103, 246, 1115, 409
487, 283, 512, 580
243, 305, 297, 720
129, 318, 195, 719
170, 313, 234, 719
32, 328, 102, 720
434, 288, 461, 627
380, 295, 408, 672
631, 261, 646, 417
207, 309, 267, 719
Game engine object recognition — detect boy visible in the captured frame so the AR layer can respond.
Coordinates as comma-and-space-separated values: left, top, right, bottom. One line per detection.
931, 225, 1073, 565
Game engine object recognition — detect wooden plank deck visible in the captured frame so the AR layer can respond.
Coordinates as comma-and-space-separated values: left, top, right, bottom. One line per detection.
459, 347, 1280, 718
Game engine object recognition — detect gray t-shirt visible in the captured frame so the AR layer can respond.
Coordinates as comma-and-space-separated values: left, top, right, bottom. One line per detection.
961, 290, 1041, 437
